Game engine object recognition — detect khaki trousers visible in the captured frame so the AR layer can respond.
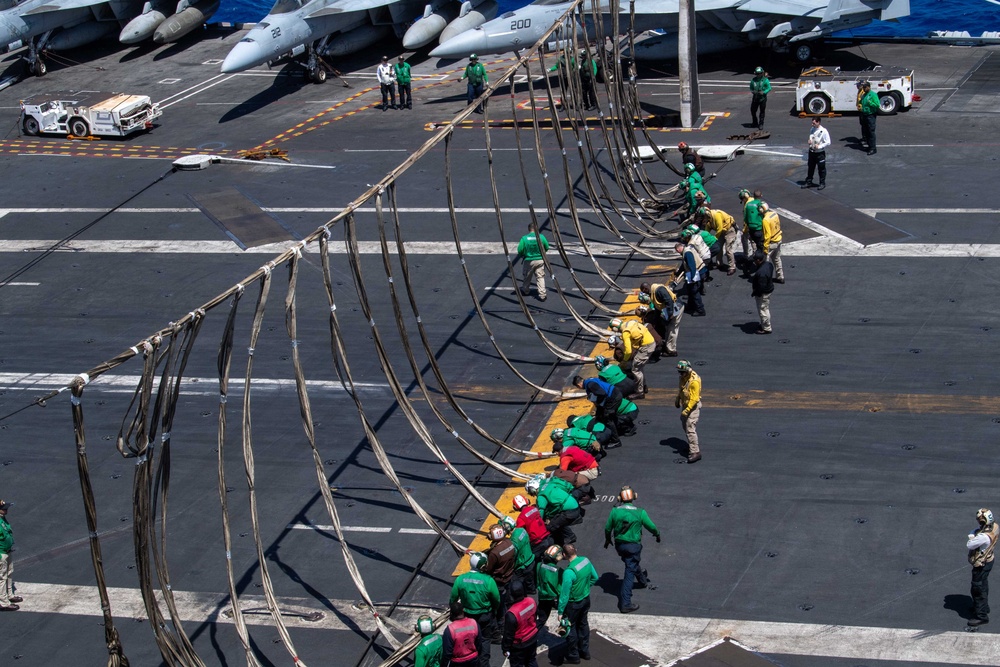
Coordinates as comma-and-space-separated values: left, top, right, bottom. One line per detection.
722, 228, 738, 269
663, 311, 682, 354
521, 259, 546, 298
0, 552, 13, 605
755, 293, 772, 332
767, 242, 783, 281
578, 467, 600, 481
623, 343, 655, 393
682, 402, 701, 455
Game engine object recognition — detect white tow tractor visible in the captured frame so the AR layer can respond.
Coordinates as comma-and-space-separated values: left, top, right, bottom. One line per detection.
19, 91, 162, 138
796, 65, 915, 115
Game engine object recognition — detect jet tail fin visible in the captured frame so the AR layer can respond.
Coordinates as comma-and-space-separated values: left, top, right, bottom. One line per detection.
880, 0, 909, 21
823, 0, 910, 22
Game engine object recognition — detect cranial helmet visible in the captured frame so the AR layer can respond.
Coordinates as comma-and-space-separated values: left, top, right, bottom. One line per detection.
544, 544, 564, 562
525, 474, 545, 496
489, 523, 506, 541
684, 162, 696, 172
550, 428, 565, 442
619, 485, 636, 502
677, 360, 691, 372
609, 317, 624, 331
677, 141, 688, 151
635, 304, 649, 315
500, 515, 516, 533
470, 53, 478, 60
594, 355, 609, 371
978, 508, 995, 527
694, 190, 707, 200
607, 333, 621, 347
469, 551, 487, 571
754, 66, 764, 74
686, 224, 700, 234
739, 188, 751, 200
758, 201, 770, 213
512, 494, 530, 511
637, 292, 650, 304
415, 615, 434, 635
696, 206, 710, 217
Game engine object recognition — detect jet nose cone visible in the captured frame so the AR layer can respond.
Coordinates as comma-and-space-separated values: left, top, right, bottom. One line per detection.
221, 39, 266, 73
430, 29, 488, 59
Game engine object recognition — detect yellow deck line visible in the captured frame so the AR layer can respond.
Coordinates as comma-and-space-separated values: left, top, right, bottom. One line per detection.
452, 290, 644, 575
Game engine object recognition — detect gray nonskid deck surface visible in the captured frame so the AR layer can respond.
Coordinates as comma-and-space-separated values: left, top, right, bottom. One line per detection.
0, 31, 998, 667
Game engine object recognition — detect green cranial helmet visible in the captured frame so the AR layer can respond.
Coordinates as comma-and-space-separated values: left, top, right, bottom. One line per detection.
415, 615, 434, 635
594, 355, 609, 371
677, 359, 691, 373
754, 66, 764, 74
550, 428, 565, 442
469, 551, 488, 571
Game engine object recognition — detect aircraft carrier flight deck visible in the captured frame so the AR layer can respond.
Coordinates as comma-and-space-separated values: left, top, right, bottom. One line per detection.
0, 26, 999, 667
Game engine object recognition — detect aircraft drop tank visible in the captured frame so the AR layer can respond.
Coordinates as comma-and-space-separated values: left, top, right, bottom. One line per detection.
119, 1, 168, 44
45, 21, 116, 50
153, 0, 219, 44
403, 2, 459, 50
323, 24, 392, 57
439, 0, 497, 45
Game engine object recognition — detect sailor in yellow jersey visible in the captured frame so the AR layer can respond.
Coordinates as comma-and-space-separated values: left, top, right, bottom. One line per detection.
759, 201, 784, 284
675, 360, 702, 463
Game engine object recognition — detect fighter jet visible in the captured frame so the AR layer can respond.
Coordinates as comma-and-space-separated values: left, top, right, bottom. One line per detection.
0, 0, 143, 75
220, 0, 425, 82
430, 0, 910, 62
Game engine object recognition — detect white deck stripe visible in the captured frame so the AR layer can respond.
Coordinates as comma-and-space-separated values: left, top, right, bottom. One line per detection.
591, 612, 1000, 666
9, 582, 999, 664
0, 240, 623, 255
398, 528, 477, 536
0, 372, 388, 394
5, 237, 1000, 257
860, 208, 1000, 215
288, 524, 392, 533
0, 207, 606, 214
13, 581, 428, 633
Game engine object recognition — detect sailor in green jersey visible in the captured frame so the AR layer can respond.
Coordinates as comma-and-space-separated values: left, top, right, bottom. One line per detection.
535, 544, 565, 629
579, 50, 598, 110
739, 188, 764, 263
594, 355, 637, 398
749, 66, 771, 128
394, 54, 412, 110
413, 615, 442, 667
859, 81, 881, 155
567, 413, 613, 450
554, 425, 601, 459
615, 395, 638, 437
604, 485, 660, 613
450, 551, 501, 659
462, 53, 488, 113
501, 515, 536, 594
0, 499, 17, 610
516, 223, 550, 301
557, 543, 598, 663
528, 474, 581, 546
684, 162, 703, 189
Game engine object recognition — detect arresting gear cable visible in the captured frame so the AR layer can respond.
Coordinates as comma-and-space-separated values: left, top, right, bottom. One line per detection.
23, 0, 711, 664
